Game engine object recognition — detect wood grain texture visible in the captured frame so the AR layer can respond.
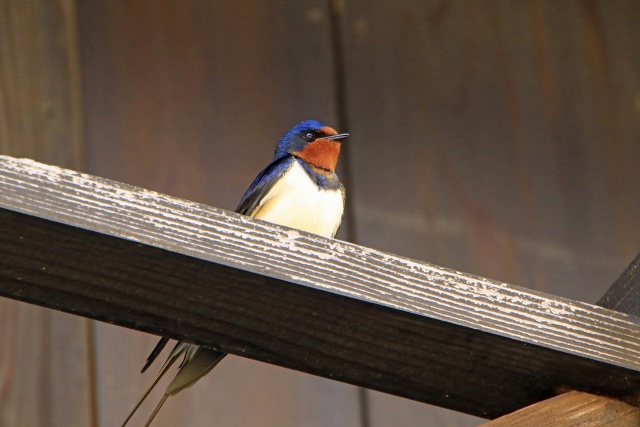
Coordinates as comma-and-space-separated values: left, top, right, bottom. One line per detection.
0, 1, 93, 426
340, 1, 640, 425
75, 2, 358, 425
1, 156, 640, 420
481, 391, 640, 427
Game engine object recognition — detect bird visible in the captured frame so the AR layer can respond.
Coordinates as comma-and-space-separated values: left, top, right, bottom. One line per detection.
122, 120, 349, 426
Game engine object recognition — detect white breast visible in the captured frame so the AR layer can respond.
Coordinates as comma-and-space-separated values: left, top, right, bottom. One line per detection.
252, 161, 344, 238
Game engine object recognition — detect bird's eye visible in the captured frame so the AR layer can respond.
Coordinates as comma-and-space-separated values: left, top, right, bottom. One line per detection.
303, 132, 316, 141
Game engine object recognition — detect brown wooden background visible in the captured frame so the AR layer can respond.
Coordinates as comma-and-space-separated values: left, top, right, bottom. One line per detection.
1, 1, 639, 426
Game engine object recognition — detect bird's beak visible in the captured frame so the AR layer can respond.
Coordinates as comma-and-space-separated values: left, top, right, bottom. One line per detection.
324, 133, 349, 141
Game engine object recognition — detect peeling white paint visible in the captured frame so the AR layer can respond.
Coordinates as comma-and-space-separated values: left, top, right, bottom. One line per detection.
1, 155, 640, 369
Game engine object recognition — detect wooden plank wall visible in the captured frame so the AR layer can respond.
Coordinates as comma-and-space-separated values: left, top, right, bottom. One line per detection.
1, 0, 639, 426
343, 2, 640, 425
344, 0, 640, 298
0, 1, 94, 426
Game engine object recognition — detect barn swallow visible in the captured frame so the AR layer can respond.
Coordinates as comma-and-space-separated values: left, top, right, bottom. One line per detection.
122, 120, 349, 426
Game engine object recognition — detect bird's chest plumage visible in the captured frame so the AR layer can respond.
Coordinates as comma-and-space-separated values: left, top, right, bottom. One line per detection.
252, 161, 344, 238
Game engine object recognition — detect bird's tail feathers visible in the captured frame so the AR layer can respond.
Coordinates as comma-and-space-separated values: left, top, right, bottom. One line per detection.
121, 343, 227, 426
141, 337, 170, 373
166, 348, 227, 395
143, 394, 168, 427
120, 341, 187, 427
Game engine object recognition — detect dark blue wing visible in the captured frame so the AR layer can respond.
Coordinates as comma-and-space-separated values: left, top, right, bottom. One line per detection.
235, 156, 295, 216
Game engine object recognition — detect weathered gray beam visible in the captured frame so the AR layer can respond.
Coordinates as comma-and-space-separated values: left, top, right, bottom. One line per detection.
1, 155, 639, 419
598, 253, 640, 316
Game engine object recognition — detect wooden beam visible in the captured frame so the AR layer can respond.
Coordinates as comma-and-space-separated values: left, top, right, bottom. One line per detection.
480, 391, 640, 427
1, 155, 640, 419
598, 253, 640, 316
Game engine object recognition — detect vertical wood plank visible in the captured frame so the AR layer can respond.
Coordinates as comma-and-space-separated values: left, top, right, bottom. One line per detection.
0, 0, 84, 166
340, 0, 640, 426
76, 1, 361, 426
0, 0, 93, 426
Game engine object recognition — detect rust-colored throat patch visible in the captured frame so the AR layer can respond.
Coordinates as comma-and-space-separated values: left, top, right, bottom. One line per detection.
294, 138, 342, 172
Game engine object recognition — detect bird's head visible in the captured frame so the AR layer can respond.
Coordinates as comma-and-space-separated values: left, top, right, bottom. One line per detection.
275, 120, 349, 173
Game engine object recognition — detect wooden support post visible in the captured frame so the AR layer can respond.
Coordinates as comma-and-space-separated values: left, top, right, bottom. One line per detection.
1, 156, 640, 420
598, 254, 640, 316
